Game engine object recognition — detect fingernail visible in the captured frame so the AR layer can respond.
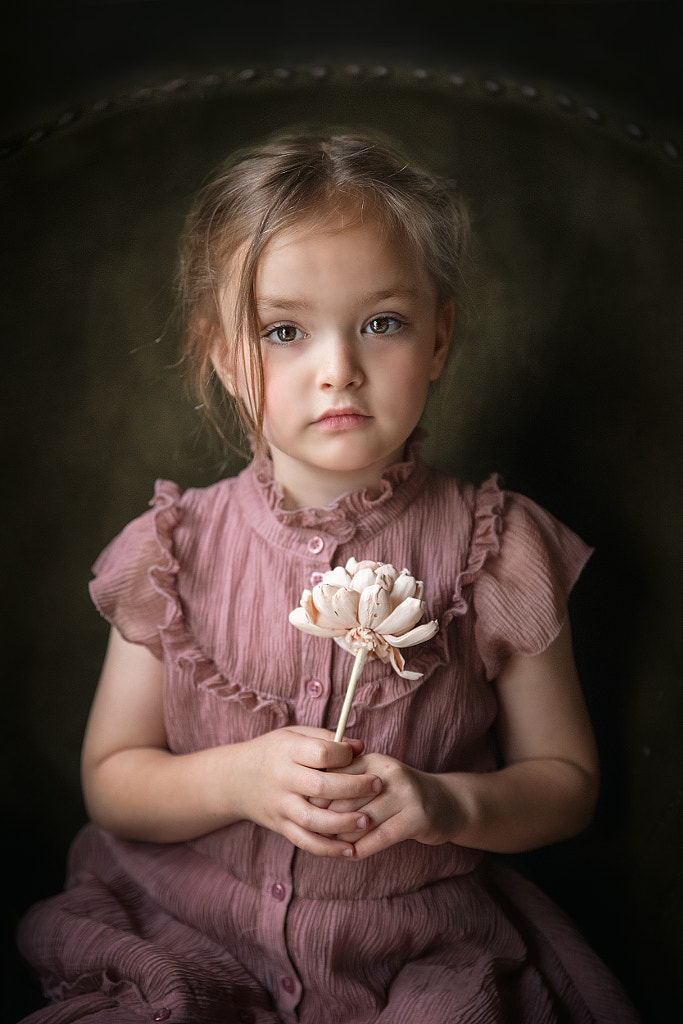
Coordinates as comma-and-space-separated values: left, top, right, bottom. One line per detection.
343, 848, 354, 858
372, 777, 382, 793
357, 815, 367, 829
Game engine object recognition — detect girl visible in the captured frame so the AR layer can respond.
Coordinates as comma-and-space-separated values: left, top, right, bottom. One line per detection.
18, 131, 640, 1023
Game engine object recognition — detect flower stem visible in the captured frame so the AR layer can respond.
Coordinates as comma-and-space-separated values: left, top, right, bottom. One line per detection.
334, 646, 368, 743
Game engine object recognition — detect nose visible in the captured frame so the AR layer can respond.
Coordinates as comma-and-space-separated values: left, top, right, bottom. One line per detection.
318, 333, 364, 391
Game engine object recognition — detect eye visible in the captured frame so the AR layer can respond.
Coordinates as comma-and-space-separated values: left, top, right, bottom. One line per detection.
364, 316, 405, 336
262, 323, 305, 345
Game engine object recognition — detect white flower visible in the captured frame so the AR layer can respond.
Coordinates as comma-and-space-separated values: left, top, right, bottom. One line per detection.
289, 557, 438, 680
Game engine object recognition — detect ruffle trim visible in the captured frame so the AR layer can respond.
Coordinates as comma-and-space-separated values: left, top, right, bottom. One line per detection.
369, 474, 505, 688
452, 474, 505, 612
438, 472, 505, 633
147, 481, 291, 722
252, 429, 426, 531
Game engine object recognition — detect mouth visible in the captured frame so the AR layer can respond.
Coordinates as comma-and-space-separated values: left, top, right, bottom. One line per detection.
314, 408, 371, 431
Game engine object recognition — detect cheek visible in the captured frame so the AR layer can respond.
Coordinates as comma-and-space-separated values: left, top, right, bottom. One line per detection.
380, 353, 431, 407
262, 365, 300, 432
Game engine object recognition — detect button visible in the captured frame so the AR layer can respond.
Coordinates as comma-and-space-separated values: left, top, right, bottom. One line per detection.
281, 977, 296, 994
310, 571, 324, 587
307, 536, 324, 555
307, 679, 323, 698
151, 1011, 171, 1022
271, 882, 285, 901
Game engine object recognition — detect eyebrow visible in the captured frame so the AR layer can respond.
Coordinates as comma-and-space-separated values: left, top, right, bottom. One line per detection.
257, 286, 420, 312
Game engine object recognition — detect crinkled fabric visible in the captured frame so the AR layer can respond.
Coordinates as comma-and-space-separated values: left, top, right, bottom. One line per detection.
17, 438, 639, 1023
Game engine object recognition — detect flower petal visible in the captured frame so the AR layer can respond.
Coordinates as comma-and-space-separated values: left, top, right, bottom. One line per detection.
358, 583, 391, 628
355, 560, 379, 572
376, 596, 424, 636
376, 564, 399, 589
334, 635, 365, 656
387, 646, 422, 679
329, 586, 360, 627
289, 607, 345, 637
388, 570, 418, 605
384, 619, 439, 648
349, 567, 377, 593
310, 584, 354, 629
323, 565, 352, 588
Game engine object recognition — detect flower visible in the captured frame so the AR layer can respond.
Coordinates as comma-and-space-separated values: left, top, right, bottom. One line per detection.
289, 557, 438, 680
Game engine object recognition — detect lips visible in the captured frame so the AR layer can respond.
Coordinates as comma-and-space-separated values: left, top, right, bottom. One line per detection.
315, 408, 371, 431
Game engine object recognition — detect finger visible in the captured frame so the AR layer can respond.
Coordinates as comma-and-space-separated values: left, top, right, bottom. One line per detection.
322, 796, 368, 813
345, 816, 408, 860
304, 769, 381, 804
285, 824, 356, 858
308, 796, 331, 810
293, 737, 358, 772
287, 728, 364, 766
341, 736, 365, 756
292, 798, 371, 839
328, 754, 371, 776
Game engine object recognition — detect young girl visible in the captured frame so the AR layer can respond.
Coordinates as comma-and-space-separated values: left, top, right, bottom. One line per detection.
18, 131, 640, 1024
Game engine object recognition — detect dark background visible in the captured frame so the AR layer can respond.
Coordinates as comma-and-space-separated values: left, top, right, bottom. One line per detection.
2, 1, 682, 135
2, 3, 681, 1022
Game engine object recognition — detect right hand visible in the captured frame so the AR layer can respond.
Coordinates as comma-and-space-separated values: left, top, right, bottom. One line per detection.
230, 726, 382, 856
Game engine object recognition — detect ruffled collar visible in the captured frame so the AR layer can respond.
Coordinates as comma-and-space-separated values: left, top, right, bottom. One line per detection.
252, 430, 426, 534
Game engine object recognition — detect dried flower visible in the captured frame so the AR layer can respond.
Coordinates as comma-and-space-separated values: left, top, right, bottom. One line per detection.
289, 557, 438, 681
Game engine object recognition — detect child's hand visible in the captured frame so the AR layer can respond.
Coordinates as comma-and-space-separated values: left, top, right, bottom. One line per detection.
326, 753, 464, 859
231, 727, 382, 857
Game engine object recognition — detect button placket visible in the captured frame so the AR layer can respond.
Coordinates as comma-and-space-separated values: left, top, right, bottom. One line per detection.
306, 678, 323, 698
307, 535, 325, 555
271, 881, 286, 902
263, 873, 301, 1015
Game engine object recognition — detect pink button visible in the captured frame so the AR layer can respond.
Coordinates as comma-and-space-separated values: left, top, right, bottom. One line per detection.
271, 882, 285, 901
281, 977, 296, 994
307, 536, 324, 554
151, 1011, 171, 1022
307, 679, 323, 697
310, 571, 324, 586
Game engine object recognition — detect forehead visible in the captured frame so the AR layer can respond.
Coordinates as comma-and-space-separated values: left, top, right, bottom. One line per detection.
256, 211, 427, 291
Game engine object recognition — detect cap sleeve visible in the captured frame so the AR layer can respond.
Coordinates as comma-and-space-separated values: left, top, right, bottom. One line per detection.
89, 480, 183, 659
469, 477, 593, 680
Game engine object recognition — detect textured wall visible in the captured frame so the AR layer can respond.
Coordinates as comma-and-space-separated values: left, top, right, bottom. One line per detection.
2, 12, 681, 1021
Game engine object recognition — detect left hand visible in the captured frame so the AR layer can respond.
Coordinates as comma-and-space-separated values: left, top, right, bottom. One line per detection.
323, 752, 466, 860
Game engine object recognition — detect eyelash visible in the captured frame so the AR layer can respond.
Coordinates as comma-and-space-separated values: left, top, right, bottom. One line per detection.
261, 323, 306, 345
261, 316, 407, 346
364, 315, 406, 336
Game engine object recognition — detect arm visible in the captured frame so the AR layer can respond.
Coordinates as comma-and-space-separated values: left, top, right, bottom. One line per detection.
334, 618, 600, 858
81, 627, 381, 853
443, 617, 599, 851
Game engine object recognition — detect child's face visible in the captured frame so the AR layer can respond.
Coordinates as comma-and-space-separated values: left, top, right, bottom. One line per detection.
250, 213, 452, 507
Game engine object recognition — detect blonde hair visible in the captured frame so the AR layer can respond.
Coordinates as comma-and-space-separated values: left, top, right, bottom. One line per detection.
178, 130, 470, 453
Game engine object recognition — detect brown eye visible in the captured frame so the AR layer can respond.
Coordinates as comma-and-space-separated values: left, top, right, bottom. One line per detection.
263, 323, 304, 344
365, 316, 404, 336
276, 324, 298, 343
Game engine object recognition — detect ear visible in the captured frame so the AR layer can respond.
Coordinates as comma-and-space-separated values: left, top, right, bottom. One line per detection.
210, 335, 238, 397
429, 300, 455, 381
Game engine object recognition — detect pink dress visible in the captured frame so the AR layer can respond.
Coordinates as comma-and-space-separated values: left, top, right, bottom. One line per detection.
17, 440, 640, 1024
